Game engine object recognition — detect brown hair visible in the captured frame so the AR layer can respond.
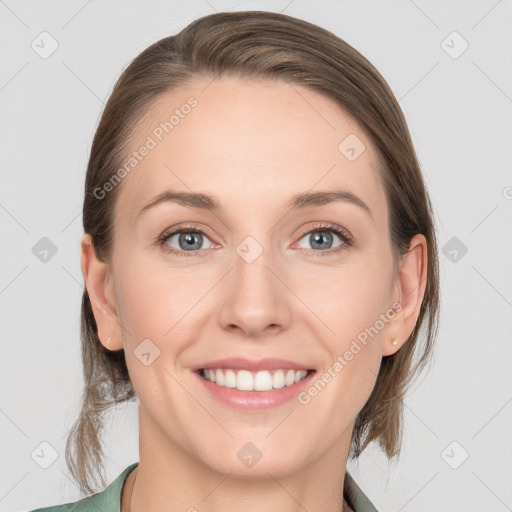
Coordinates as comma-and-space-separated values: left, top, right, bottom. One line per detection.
67, 10, 440, 495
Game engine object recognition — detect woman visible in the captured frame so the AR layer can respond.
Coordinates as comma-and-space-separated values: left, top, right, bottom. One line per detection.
31, 10, 439, 512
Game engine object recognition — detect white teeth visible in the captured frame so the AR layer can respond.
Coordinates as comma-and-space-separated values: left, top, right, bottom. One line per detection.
254, 370, 273, 391
201, 368, 309, 391
272, 370, 285, 389
224, 369, 237, 388
236, 370, 254, 391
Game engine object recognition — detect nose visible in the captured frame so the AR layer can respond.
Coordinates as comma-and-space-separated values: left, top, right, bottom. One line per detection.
217, 238, 292, 339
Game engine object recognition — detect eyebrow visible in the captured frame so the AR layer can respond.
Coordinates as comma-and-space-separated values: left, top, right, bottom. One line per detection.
137, 188, 372, 220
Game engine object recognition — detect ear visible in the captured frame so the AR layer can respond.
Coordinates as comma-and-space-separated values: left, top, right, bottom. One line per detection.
80, 233, 123, 351
382, 233, 428, 356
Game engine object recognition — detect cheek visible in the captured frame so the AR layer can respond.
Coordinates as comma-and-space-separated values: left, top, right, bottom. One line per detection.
114, 260, 191, 357
295, 260, 392, 343
114, 269, 189, 409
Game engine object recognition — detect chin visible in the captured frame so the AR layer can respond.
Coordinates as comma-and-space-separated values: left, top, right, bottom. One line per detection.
199, 446, 307, 480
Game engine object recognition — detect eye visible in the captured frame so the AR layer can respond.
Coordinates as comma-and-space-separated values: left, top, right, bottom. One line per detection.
156, 222, 354, 258
157, 224, 216, 257
294, 223, 353, 254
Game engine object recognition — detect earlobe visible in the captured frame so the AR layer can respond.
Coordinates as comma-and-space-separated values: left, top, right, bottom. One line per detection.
383, 234, 428, 357
382, 338, 400, 357
80, 233, 123, 351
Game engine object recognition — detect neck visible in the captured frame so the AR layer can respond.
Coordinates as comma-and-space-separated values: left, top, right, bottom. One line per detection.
123, 467, 355, 512
123, 408, 355, 512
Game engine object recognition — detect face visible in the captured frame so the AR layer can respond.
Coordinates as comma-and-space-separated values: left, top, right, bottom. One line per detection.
82, 75, 426, 479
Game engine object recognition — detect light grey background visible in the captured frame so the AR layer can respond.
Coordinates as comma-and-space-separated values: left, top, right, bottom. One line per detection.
1, 1, 511, 511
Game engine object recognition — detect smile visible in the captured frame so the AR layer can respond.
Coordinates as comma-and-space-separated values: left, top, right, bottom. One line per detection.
200, 368, 310, 391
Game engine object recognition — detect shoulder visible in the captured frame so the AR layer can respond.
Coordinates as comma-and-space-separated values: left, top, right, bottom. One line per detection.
27, 462, 139, 512
344, 471, 380, 512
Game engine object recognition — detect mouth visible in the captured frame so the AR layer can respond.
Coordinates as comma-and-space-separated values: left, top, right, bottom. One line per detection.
191, 357, 317, 409
198, 368, 313, 391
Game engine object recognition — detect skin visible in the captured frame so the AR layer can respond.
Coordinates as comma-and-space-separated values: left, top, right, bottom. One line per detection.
81, 76, 427, 512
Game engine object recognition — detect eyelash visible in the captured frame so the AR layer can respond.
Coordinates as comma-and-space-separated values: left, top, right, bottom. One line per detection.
156, 222, 354, 258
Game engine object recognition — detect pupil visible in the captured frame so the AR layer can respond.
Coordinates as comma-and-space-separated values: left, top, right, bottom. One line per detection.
181, 232, 201, 250
311, 231, 332, 250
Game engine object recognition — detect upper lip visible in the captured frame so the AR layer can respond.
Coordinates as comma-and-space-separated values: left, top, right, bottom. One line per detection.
191, 358, 314, 372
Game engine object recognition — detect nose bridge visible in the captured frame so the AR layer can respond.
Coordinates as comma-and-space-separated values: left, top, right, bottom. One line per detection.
217, 229, 291, 336
234, 230, 280, 308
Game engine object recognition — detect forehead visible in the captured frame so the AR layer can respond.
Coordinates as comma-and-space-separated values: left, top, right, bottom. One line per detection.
116, 75, 387, 225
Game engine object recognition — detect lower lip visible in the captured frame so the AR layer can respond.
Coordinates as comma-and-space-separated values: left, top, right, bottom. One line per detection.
195, 371, 316, 410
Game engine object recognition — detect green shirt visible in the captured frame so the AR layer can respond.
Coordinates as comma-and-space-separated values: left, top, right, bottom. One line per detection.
29, 462, 378, 511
